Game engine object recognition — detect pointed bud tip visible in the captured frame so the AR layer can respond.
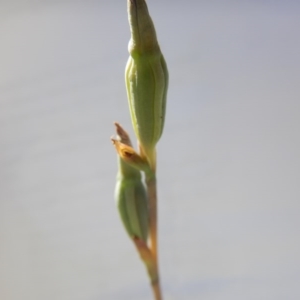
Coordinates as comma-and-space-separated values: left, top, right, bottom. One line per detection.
127, 0, 158, 54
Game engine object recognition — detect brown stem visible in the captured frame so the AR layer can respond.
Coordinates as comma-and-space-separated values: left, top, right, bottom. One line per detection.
146, 174, 163, 300
133, 236, 162, 300
147, 175, 158, 264
152, 280, 162, 300
133, 145, 162, 300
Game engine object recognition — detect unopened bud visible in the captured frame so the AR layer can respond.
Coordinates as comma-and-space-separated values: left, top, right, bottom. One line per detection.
125, 0, 168, 167
113, 123, 149, 242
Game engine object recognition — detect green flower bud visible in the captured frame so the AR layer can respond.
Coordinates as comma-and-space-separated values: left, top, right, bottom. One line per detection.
113, 123, 149, 242
125, 0, 168, 166
115, 177, 149, 242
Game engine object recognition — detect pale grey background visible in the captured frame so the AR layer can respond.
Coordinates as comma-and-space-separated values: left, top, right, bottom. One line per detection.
1, 1, 300, 299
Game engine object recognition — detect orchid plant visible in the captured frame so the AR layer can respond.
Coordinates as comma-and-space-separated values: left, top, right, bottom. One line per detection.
111, 1, 168, 299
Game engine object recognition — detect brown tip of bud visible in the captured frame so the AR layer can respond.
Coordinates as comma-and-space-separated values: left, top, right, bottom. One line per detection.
114, 122, 132, 146
111, 138, 150, 173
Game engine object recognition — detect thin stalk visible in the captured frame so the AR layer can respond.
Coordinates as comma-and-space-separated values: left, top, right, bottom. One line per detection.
133, 227, 162, 300
146, 175, 158, 265
152, 281, 162, 300
146, 172, 162, 300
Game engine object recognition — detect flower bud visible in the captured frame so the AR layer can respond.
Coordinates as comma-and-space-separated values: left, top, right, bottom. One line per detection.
113, 123, 149, 242
115, 177, 149, 242
126, 0, 168, 167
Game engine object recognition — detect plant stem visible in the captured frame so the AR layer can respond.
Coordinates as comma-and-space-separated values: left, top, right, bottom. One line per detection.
146, 173, 163, 300
147, 175, 158, 264
152, 280, 162, 300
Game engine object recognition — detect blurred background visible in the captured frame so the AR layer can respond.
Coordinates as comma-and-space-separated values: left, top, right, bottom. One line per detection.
1, 1, 300, 299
